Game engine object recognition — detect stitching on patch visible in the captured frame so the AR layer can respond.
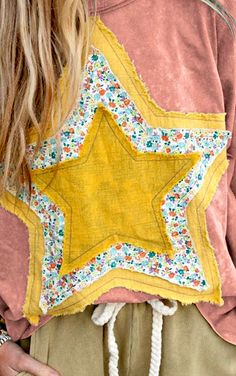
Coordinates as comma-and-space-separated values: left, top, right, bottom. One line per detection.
95, 17, 226, 124
24, 22, 230, 314
32, 109, 199, 270
0, 16, 230, 320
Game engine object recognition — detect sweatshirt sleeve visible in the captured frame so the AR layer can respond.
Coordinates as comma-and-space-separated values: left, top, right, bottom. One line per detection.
219, 1, 236, 255
197, 0, 236, 345
0, 206, 52, 341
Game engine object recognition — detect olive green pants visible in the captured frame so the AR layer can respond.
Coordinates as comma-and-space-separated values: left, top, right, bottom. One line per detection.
18, 303, 236, 376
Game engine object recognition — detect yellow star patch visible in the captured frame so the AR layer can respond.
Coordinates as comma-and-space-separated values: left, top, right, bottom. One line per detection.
31, 106, 200, 276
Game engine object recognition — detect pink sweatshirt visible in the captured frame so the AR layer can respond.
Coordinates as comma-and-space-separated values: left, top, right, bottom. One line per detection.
0, 0, 236, 345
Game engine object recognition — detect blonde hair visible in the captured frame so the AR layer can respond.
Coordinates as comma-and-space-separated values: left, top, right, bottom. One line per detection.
0, 0, 91, 192
0, 0, 235, 193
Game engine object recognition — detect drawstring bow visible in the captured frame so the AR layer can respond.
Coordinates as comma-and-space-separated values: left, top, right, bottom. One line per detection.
92, 300, 178, 376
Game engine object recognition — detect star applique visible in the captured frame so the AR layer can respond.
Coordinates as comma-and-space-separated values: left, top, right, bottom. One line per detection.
0, 17, 230, 323
27, 45, 230, 283
31, 107, 199, 275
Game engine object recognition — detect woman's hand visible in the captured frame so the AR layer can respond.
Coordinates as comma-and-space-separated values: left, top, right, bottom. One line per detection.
0, 341, 61, 376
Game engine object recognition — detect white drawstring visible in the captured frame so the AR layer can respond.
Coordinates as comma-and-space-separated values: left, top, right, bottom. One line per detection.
91, 300, 178, 376
91, 302, 126, 376
147, 300, 178, 376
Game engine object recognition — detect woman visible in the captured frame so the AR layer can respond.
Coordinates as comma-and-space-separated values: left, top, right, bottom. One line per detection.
0, 0, 236, 375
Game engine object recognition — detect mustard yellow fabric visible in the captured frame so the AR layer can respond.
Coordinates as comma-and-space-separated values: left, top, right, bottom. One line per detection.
0, 18, 228, 324
31, 108, 199, 275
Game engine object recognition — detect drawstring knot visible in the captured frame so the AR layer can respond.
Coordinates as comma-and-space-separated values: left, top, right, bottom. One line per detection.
91, 300, 177, 376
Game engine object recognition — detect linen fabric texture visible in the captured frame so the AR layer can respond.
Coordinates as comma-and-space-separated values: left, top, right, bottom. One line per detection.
0, 0, 235, 346
17, 303, 236, 376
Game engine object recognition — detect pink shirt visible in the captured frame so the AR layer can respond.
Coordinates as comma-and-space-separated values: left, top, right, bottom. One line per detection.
1, 0, 236, 344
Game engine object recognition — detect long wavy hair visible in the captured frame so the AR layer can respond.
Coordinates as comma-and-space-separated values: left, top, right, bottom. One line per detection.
0, 0, 235, 193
